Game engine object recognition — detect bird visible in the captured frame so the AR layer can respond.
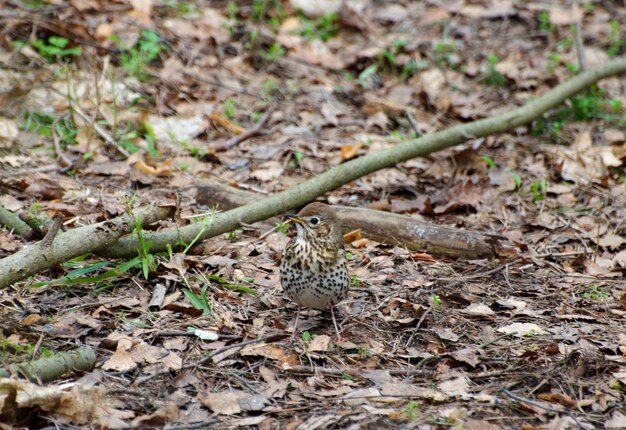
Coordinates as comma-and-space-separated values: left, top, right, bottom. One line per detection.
279, 202, 349, 338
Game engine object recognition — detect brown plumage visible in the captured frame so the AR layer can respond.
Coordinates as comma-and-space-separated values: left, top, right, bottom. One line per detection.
279, 202, 349, 336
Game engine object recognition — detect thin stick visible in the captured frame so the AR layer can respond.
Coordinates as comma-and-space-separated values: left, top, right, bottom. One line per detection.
573, 0, 586, 71
212, 106, 275, 152
51, 116, 75, 170
39, 213, 64, 248
282, 365, 428, 377
71, 102, 131, 157
499, 389, 591, 430
405, 111, 423, 137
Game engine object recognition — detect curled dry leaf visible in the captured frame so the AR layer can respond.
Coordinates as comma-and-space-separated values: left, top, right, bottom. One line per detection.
410, 252, 436, 263
209, 111, 246, 135
537, 392, 577, 408
340, 144, 362, 161
132, 158, 174, 176
343, 229, 362, 242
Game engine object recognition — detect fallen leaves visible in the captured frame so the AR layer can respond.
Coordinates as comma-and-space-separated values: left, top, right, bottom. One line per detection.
0, 378, 111, 426
1, 0, 626, 428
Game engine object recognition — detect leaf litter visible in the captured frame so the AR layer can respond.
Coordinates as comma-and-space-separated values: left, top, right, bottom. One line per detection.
0, 0, 625, 428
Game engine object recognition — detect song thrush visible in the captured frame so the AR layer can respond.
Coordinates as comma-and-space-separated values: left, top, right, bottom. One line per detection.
279, 202, 349, 337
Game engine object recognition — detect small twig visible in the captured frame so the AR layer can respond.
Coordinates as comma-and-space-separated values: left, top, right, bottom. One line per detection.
231, 182, 271, 195
436, 258, 523, 291
51, 116, 75, 170
533, 250, 592, 258
405, 111, 423, 137
71, 103, 131, 157
499, 389, 591, 430
39, 213, 64, 248
282, 365, 428, 378
573, 0, 586, 71
212, 106, 275, 152
406, 307, 430, 346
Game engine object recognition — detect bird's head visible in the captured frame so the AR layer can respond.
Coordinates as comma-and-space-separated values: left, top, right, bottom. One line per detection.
287, 202, 343, 249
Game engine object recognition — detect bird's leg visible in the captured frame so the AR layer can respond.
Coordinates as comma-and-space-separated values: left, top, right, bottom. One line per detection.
291, 305, 301, 339
330, 305, 342, 340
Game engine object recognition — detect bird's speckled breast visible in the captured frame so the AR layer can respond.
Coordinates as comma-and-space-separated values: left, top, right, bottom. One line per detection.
280, 237, 349, 309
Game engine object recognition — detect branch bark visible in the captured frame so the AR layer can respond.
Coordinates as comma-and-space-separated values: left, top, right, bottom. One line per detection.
0, 204, 35, 240
196, 179, 509, 258
0, 205, 174, 288
0, 346, 96, 383
97, 57, 626, 259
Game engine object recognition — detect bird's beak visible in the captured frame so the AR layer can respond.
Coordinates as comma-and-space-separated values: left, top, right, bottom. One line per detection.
287, 215, 304, 225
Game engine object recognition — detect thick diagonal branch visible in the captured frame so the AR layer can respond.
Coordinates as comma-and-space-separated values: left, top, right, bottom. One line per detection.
98, 58, 626, 259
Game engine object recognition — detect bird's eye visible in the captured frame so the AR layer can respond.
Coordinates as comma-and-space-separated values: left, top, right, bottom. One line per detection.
310, 216, 320, 225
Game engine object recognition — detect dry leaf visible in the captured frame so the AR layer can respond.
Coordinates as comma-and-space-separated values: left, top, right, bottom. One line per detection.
410, 252, 436, 263
308, 334, 331, 352
461, 303, 495, 317
351, 238, 369, 248
210, 111, 246, 135
343, 229, 362, 242
132, 158, 174, 176
449, 348, 482, 367
340, 144, 362, 160
240, 343, 288, 361
199, 391, 244, 415
537, 392, 577, 408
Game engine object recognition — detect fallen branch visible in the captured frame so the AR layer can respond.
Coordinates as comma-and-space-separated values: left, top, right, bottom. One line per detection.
95, 58, 626, 259
0, 346, 96, 383
23, 210, 54, 239
196, 179, 509, 258
0, 205, 175, 288
0, 204, 35, 240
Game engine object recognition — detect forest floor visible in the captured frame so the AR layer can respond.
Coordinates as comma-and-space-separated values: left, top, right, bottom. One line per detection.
1, 0, 626, 428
